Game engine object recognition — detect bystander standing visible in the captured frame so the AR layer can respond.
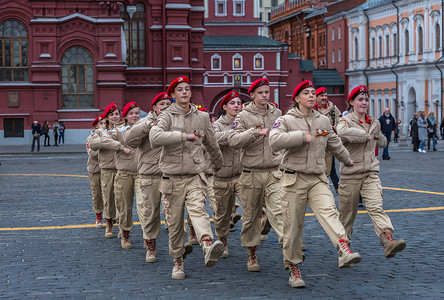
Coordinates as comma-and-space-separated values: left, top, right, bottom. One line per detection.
427, 112, 438, 151
31, 121, 41, 152
53, 120, 60, 147
42, 121, 51, 147
379, 108, 396, 160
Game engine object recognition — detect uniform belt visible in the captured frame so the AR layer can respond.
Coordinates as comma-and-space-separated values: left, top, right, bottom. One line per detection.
242, 170, 252, 173
284, 169, 296, 174
163, 173, 197, 179
243, 167, 279, 173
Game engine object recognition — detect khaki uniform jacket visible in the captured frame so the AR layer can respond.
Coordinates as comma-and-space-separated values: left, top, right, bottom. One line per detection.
269, 107, 350, 174
336, 112, 387, 179
317, 101, 341, 127
123, 111, 162, 176
86, 130, 100, 174
101, 124, 138, 174
227, 102, 282, 170
149, 103, 223, 175
213, 114, 242, 178
88, 126, 119, 170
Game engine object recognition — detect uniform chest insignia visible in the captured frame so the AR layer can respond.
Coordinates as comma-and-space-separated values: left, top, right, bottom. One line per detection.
256, 126, 262, 129
374, 136, 380, 140
86, 143, 90, 149
232, 121, 238, 129
316, 129, 329, 136
153, 120, 159, 126
212, 125, 216, 132
193, 130, 202, 138
272, 122, 281, 129
338, 120, 346, 126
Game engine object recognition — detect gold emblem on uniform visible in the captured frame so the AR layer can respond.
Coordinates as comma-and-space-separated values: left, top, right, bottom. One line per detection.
316, 129, 329, 136
231, 91, 236, 96
178, 77, 183, 82
193, 130, 202, 138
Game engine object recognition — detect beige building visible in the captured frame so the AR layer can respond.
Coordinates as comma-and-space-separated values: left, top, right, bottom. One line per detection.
259, 0, 284, 36
346, 0, 443, 133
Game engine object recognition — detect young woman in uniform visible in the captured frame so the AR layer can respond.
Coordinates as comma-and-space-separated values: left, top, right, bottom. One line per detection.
89, 103, 122, 238
101, 102, 140, 249
269, 80, 361, 288
86, 115, 106, 228
336, 85, 406, 259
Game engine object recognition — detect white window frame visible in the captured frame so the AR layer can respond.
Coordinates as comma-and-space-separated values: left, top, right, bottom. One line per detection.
338, 25, 341, 40
215, 0, 227, 17
332, 50, 335, 64
338, 48, 341, 63
232, 53, 243, 70
253, 53, 264, 70
233, 0, 245, 17
332, 27, 335, 41
211, 53, 222, 70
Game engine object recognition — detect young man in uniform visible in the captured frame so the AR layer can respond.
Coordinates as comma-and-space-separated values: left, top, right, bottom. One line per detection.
315, 87, 342, 192
212, 91, 243, 258
227, 78, 284, 272
150, 76, 224, 279
123, 92, 175, 262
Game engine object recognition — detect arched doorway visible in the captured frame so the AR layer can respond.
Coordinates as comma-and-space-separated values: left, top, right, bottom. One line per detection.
209, 88, 250, 117
405, 87, 416, 133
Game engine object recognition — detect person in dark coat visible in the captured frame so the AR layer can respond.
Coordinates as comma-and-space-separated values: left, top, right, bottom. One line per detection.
31, 121, 42, 152
378, 108, 396, 160
410, 113, 419, 152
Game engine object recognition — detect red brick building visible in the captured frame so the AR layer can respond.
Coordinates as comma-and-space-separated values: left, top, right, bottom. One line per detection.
203, 0, 310, 115
0, 0, 206, 145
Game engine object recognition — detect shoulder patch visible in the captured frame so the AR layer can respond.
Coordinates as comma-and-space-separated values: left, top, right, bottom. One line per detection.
316, 129, 329, 136
213, 125, 216, 132
153, 120, 159, 126
338, 120, 346, 126
272, 121, 281, 129
231, 121, 238, 129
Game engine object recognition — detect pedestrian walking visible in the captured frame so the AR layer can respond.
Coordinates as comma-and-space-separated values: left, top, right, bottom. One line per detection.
59, 121, 66, 145
227, 78, 285, 272
394, 119, 401, 143
89, 103, 122, 238
53, 120, 59, 147
42, 121, 51, 146
31, 120, 41, 152
212, 90, 243, 258
86, 115, 106, 228
101, 102, 140, 249
123, 92, 173, 262
427, 112, 437, 151
269, 80, 361, 288
336, 85, 406, 262
418, 111, 428, 153
378, 108, 396, 160
409, 113, 419, 152
150, 76, 224, 279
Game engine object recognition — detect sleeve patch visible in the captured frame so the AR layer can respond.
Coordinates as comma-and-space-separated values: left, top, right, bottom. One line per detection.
231, 121, 238, 129
272, 122, 281, 129
338, 120, 346, 126
316, 129, 329, 136
153, 120, 159, 126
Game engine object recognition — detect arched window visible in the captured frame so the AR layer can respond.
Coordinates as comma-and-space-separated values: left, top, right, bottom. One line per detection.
0, 19, 28, 82
354, 37, 359, 60
436, 23, 441, 51
418, 26, 423, 54
405, 29, 409, 54
61, 47, 94, 108
121, 3, 146, 67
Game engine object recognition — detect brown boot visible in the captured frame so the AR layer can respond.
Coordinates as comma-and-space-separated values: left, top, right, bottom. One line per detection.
95, 213, 103, 228
380, 231, 406, 258
104, 219, 113, 238
145, 239, 156, 262
202, 239, 224, 267
337, 239, 361, 268
172, 257, 185, 279
288, 263, 305, 288
247, 246, 260, 272
121, 230, 132, 249
220, 238, 229, 258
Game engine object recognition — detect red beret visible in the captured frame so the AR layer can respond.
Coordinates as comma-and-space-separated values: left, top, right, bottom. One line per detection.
151, 92, 170, 107
248, 78, 269, 94
167, 76, 190, 97
122, 101, 138, 117
292, 80, 314, 100
92, 114, 104, 127
221, 91, 240, 108
347, 85, 368, 102
103, 102, 118, 117
315, 87, 327, 96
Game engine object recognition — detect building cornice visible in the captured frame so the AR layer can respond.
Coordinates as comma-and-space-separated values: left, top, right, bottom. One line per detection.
30, 13, 123, 24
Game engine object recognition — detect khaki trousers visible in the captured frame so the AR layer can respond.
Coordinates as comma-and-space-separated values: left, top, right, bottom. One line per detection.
281, 172, 347, 264
89, 172, 103, 214
160, 173, 214, 259
339, 172, 394, 240
135, 175, 162, 240
325, 152, 333, 178
206, 175, 216, 213
101, 169, 117, 220
114, 171, 138, 231
239, 170, 283, 248
213, 176, 241, 239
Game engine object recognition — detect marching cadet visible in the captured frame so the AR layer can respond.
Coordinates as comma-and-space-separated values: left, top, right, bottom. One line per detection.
269, 80, 361, 288
150, 76, 224, 280
101, 102, 140, 249
89, 103, 122, 238
314, 87, 341, 191
123, 92, 174, 262
212, 91, 243, 258
86, 115, 106, 228
336, 85, 406, 259
227, 78, 284, 272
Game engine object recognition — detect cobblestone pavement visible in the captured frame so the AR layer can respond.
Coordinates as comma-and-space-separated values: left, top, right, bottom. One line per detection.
0, 144, 443, 299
